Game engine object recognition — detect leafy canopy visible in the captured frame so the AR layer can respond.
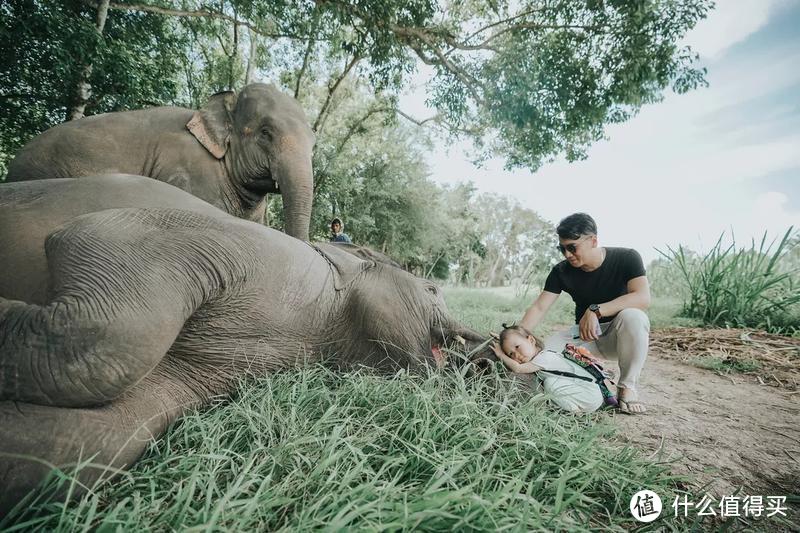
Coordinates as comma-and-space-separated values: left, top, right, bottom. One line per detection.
1, 0, 712, 173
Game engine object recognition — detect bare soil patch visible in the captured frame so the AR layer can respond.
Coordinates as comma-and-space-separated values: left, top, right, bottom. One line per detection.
607, 327, 800, 528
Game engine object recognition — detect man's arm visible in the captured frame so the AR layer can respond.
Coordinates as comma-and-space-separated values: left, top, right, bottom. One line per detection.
578, 276, 651, 340
595, 276, 651, 317
520, 290, 560, 331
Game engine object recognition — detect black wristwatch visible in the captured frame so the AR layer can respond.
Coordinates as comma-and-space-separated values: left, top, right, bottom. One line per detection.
589, 304, 602, 319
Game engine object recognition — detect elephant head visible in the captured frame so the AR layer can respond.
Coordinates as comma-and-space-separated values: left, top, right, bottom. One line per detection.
312, 243, 486, 370
187, 83, 315, 240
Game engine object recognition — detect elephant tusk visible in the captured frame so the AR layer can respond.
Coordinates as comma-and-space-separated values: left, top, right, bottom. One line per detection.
454, 335, 466, 346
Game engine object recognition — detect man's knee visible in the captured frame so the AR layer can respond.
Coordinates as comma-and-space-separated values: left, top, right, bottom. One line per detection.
614, 308, 650, 333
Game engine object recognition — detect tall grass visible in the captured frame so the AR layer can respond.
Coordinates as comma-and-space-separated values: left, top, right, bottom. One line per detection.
2, 366, 691, 531
659, 228, 800, 335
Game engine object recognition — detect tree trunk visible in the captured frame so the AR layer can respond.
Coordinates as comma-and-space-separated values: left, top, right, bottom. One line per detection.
486, 254, 505, 287
68, 0, 110, 121
229, 15, 239, 90
245, 27, 257, 84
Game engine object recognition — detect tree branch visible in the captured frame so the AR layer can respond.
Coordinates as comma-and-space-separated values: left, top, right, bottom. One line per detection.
70, 0, 110, 120
295, 10, 320, 99
245, 27, 257, 84
84, 0, 316, 41
314, 104, 393, 193
391, 26, 486, 106
394, 109, 436, 126
312, 54, 360, 134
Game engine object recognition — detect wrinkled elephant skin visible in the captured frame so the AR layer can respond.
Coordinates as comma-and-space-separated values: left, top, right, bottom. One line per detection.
5, 83, 315, 240
0, 175, 485, 515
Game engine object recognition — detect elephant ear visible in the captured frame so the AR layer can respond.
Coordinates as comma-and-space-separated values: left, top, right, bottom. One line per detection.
312, 243, 375, 291
187, 90, 237, 159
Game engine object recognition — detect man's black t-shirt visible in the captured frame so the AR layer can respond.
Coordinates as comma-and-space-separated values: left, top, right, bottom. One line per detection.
543, 247, 646, 324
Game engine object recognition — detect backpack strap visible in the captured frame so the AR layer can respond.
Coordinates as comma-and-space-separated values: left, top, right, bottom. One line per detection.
538, 367, 619, 409
538, 368, 595, 383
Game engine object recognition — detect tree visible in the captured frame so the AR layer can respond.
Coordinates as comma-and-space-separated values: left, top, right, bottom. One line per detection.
0, 0, 190, 173
463, 193, 557, 287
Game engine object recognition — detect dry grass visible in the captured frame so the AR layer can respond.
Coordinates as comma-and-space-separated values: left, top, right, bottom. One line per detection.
651, 327, 800, 390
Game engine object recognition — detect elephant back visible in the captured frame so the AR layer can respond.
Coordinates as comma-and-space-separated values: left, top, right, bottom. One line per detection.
5, 107, 196, 183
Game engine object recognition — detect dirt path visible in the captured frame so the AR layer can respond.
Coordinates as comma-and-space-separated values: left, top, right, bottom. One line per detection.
606, 352, 800, 524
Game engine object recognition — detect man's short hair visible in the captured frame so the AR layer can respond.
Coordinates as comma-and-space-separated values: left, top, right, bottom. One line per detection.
556, 213, 597, 240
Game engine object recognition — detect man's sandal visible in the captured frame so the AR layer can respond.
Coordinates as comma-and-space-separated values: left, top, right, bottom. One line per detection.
617, 387, 647, 415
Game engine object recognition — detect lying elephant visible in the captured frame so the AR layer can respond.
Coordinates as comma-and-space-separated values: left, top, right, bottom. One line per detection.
5, 83, 314, 240
0, 174, 486, 515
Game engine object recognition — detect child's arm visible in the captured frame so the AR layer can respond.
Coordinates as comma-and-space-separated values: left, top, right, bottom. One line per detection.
490, 343, 542, 374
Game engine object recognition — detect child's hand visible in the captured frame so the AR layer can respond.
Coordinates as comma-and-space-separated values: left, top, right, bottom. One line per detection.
490, 341, 505, 359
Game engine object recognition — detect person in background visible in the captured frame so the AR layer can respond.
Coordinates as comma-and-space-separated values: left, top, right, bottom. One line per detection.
330, 217, 352, 243
516, 212, 651, 414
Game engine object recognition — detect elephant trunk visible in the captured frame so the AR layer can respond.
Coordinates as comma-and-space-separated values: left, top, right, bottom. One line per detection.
444, 323, 496, 372
275, 150, 313, 241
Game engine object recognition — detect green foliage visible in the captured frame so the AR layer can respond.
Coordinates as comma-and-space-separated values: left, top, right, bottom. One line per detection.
659, 228, 800, 334
647, 256, 690, 299
306, 92, 559, 282
0, 0, 189, 173
0, 0, 712, 280
461, 193, 558, 287
432, 0, 712, 169
3, 365, 688, 530
689, 355, 761, 374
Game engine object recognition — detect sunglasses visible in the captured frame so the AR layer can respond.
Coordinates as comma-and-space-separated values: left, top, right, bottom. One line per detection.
557, 235, 591, 255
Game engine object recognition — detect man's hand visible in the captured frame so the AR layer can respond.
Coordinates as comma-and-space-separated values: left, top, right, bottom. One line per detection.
579, 309, 601, 341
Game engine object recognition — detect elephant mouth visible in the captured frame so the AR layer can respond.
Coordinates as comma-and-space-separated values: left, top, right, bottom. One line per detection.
247, 175, 280, 195
429, 326, 491, 370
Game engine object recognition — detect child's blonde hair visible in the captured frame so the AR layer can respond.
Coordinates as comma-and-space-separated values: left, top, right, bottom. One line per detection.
499, 323, 544, 352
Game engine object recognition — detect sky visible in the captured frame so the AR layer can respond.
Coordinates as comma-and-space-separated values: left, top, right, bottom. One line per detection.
398, 0, 800, 265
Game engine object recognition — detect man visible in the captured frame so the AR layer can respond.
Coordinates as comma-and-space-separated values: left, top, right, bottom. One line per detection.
519, 213, 651, 414
329, 217, 352, 243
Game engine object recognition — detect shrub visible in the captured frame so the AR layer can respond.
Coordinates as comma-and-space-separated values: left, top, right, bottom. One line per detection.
658, 228, 800, 334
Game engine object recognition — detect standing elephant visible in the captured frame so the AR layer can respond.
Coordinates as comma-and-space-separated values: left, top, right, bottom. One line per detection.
0, 174, 487, 515
5, 83, 314, 240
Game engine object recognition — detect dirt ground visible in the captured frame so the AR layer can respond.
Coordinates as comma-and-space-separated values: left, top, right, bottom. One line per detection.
604, 330, 800, 528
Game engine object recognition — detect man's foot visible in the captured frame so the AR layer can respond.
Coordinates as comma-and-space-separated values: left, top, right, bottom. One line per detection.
617, 386, 646, 414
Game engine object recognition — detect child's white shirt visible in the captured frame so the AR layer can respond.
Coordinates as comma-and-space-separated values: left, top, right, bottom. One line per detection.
531, 350, 604, 413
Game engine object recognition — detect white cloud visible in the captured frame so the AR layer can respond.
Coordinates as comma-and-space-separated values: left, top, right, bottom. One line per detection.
683, 0, 782, 59
747, 191, 800, 234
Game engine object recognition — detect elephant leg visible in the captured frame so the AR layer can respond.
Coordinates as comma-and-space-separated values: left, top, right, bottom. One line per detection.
0, 208, 241, 408
0, 367, 202, 518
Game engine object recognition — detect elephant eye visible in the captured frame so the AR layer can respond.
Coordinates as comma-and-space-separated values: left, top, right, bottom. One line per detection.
425, 285, 439, 295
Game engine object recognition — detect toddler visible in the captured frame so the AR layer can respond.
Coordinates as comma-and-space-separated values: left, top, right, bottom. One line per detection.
492, 324, 605, 413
